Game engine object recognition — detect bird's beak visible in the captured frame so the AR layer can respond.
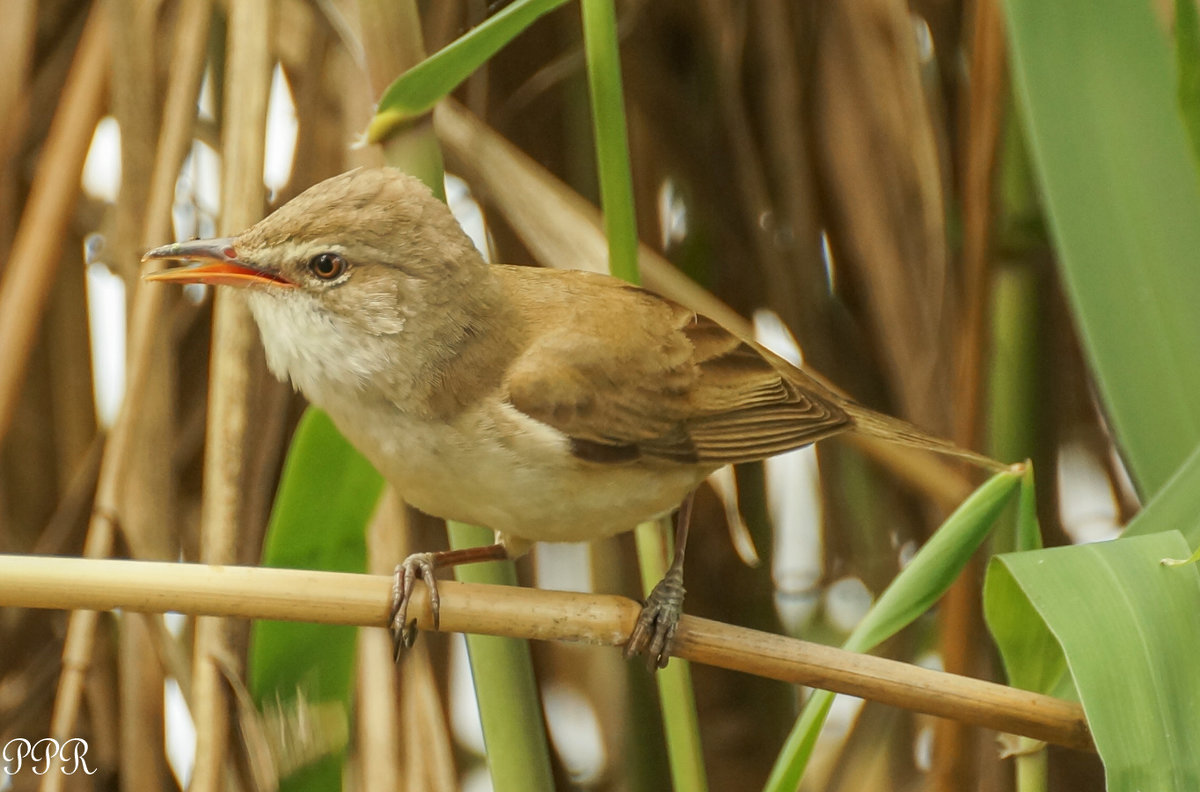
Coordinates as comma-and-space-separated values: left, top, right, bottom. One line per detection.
141, 238, 294, 289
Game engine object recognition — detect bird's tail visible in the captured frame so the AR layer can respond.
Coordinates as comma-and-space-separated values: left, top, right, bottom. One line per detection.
840, 400, 1012, 473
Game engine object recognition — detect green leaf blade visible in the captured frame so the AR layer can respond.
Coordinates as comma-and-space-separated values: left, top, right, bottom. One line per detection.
987, 533, 1200, 791
846, 470, 1020, 653
580, 0, 639, 283
1122, 443, 1200, 545
446, 520, 556, 792
1175, 0, 1200, 168
764, 470, 1021, 791
248, 408, 384, 789
1002, 0, 1200, 495
368, 0, 572, 142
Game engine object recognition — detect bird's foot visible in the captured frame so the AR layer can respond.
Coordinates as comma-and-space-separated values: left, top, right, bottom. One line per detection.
389, 552, 440, 660
625, 566, 686, 670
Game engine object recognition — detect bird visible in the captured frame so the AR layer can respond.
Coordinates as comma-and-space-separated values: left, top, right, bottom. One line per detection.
143, 167, 1005, 668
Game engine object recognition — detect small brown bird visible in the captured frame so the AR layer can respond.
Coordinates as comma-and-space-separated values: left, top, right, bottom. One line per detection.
144, 168, 1002, 667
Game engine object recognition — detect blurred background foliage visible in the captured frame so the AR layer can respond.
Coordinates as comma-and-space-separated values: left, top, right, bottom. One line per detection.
1, 0, 1196, 790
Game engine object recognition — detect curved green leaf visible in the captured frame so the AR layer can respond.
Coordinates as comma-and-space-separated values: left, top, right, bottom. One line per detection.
1123, 443, 1200, 545
367, 0, 571, 143
248, 408, 383, 789
986, 532, 1200, 790
763, 470, 1022, 791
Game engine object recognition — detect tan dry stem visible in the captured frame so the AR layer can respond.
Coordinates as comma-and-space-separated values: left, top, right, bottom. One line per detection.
937, 3, 1010, 787
0, 4, 108, 446
188, 1, 273, 790
48, 0, 214, 755
110, 4, 172, 788
3, 555, 1093, 754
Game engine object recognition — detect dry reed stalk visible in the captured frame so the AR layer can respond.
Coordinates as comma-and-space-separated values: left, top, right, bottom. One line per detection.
357, 0, 445, 187
935, 4, 1010, 788
954, 0, 1008, 448
32, 434, 104, 556
109, 3, 172, 788
357, 0, 427, 98
29, 7, 114, 783
189, 1, 273, 789
0, 554, 1094, 754
83, 620, 120, 774
813, 0, 951, 433
118, 615, 165, 791
400, 641, 458, 792
44, 242, 97, 493
0, 0, 37, 251
0, 3, 108, 447
753, 0, 833, 372
48, 0, 213, 761
361, 498, 455, 792
356, 633, 402, 791
697, 0, 830, 375
358, 492, 403, 792
0, 0, 36, 153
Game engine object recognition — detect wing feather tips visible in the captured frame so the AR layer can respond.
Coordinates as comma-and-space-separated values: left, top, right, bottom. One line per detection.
568, 437, 643, 463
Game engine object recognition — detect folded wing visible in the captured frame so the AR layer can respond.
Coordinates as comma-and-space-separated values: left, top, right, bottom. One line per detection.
504, 276, 850, 465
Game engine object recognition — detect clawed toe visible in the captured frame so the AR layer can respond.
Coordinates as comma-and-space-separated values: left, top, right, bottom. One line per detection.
389, 552, 440, 660
624, 569, 686, 670
385, 543, 511, 661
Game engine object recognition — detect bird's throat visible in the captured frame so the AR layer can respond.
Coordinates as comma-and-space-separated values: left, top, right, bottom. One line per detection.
245, 290, 399, 402
244, 272, 514, 421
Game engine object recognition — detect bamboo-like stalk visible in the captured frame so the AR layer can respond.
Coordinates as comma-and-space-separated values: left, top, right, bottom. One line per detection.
34, 8, 112, 782
0, 2, 108, 445
359, 491, 403, 792
752, 0, 832, 373
110, 3, 171, 789
0, 554, 1093, 753
47, 0, 212, 762
937, 3, 1010, 788
0, 0, 36, 192
188, 0, 273, 788
356, 630, 402, 791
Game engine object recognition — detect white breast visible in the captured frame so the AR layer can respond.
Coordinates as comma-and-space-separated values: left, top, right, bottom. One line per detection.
323, 394, 708, 546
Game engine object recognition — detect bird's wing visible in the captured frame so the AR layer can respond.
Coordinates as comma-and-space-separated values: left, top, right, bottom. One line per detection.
504, 274, 850, 465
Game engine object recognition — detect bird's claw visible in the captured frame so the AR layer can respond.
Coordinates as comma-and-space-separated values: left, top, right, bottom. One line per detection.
389, 552, 440, 661
625, 567, 686, 670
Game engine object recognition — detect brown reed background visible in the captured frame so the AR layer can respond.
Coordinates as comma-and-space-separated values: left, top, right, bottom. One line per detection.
0, 1, 1116, 790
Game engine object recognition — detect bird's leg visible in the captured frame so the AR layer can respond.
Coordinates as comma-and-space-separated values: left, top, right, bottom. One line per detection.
390, 543, 509, 659
625, 491, 695, 669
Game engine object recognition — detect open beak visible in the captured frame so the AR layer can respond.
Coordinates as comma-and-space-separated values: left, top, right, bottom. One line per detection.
141, 238, 294, 289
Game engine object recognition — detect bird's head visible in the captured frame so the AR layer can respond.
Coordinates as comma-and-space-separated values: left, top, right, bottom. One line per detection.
143, 168, 494, 400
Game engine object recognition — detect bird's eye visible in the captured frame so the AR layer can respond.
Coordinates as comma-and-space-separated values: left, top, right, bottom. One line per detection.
308, 252, 346, 281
